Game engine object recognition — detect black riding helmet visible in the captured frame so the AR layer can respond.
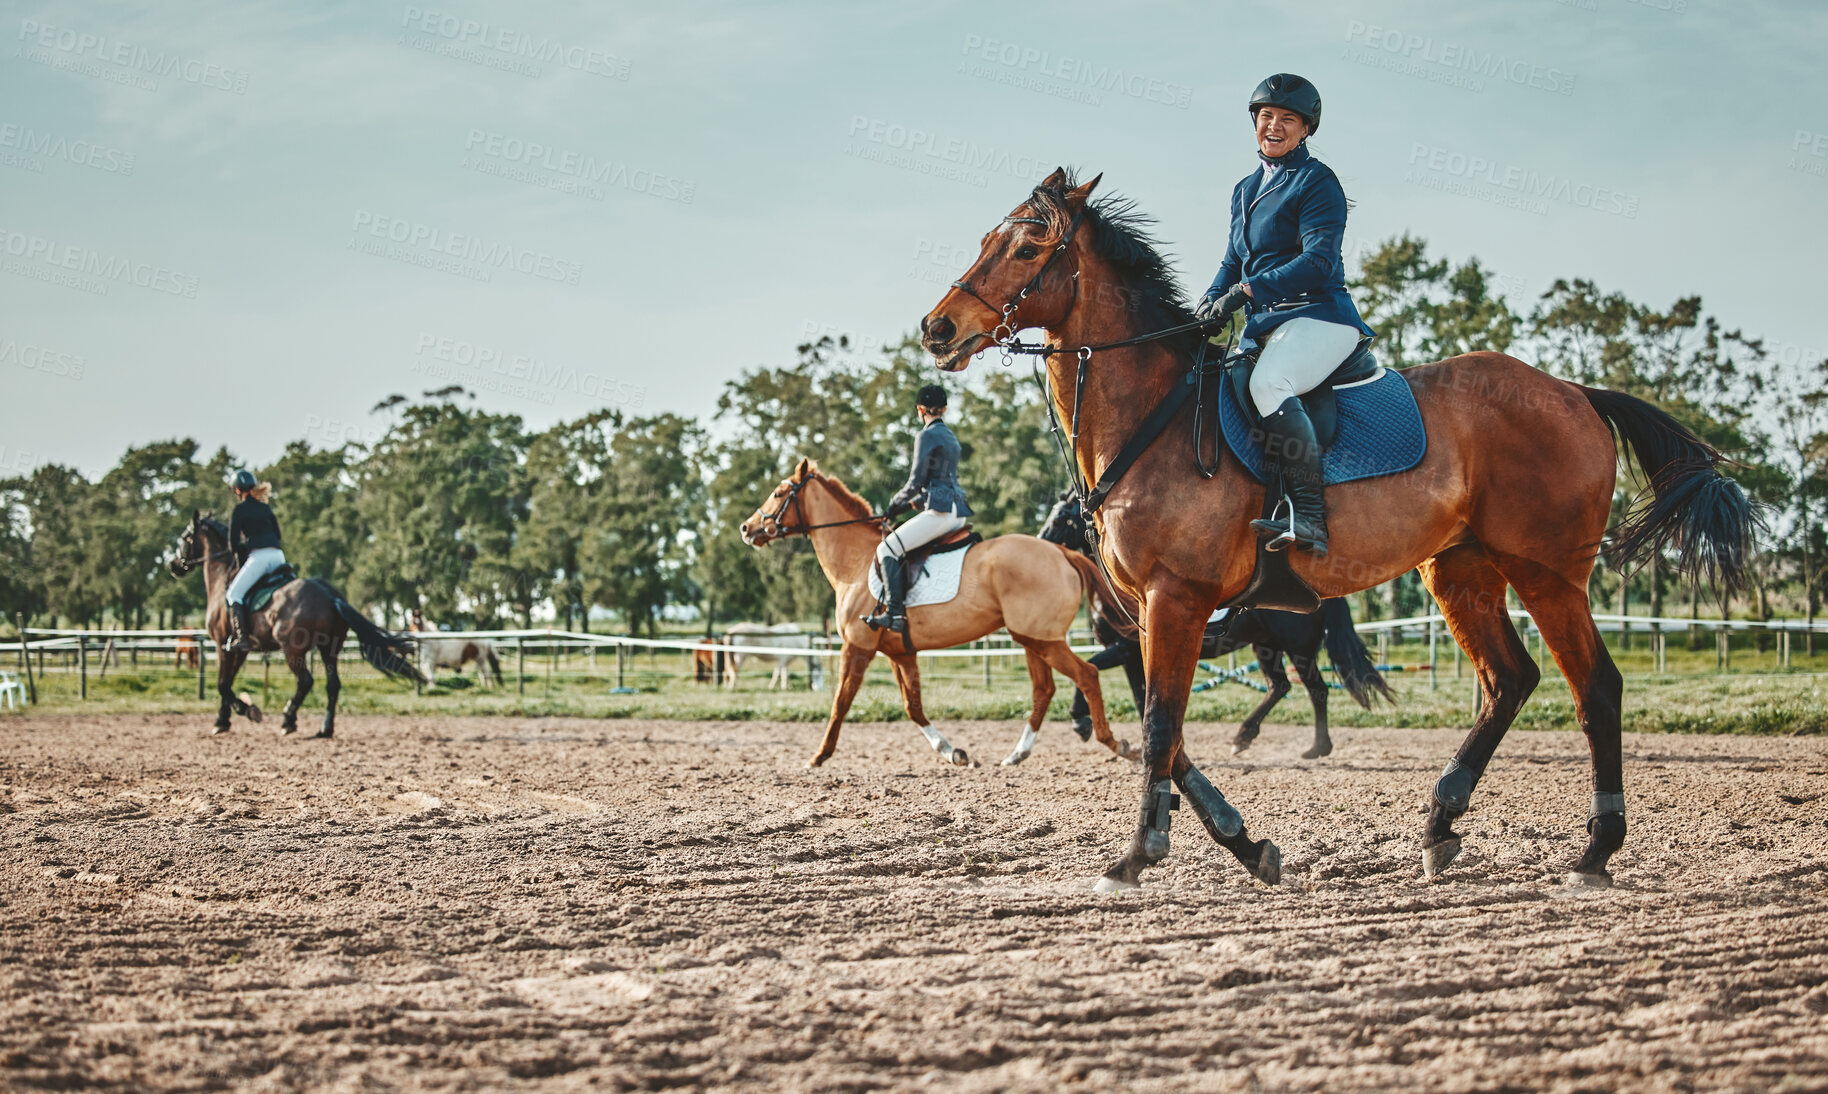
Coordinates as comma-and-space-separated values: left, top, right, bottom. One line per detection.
916, 384, 947, 410
1249, 73, 1321, 135
231, 469, 258, 492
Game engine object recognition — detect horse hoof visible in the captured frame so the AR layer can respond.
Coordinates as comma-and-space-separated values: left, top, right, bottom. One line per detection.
1255, 841, 1282, 885
1422, 837, 1462, 879
947, 747, 970, 767
308, 729, 334, 740
1231, 741, 1251, 757
1093, 875, 1138, 894
1117, 740, 1141, 764
278, 724, 296, 737
244, 704, 263, 725
1070, 717, 1094, 743
1000, 749, 1030, 767
1565, 870, 1613, 889
210, 725, 231, 736
1300, 744, 1332, 760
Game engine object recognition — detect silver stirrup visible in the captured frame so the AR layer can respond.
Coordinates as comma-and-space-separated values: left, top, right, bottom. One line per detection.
1265, 496, 1297, 551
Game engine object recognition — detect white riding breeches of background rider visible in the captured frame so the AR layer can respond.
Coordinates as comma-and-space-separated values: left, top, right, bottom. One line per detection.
1247, 316, 1364, 417
227, 547, 287, 605
877, 504, 968, 570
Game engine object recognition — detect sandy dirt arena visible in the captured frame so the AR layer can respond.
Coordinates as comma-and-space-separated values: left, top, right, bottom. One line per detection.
3, 713, 1828, 1092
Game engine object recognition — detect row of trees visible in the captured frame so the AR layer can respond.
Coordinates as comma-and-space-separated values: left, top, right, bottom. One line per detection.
3, 235, 1824, 636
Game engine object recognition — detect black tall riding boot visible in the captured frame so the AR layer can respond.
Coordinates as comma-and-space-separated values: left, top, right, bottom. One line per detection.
228, 603, 253, 653
862, 555, 907, 634
1249, 397, 1329, 555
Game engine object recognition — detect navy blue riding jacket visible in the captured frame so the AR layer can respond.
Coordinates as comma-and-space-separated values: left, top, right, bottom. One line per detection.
890, 419, 973, 517
1203, 141, 1375, 341
228, 498, 282, 564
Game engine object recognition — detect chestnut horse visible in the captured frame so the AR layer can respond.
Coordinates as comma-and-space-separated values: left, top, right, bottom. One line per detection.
169, 512, 426, 736
739, 459, 1136, 769
920, 169, 1755, 891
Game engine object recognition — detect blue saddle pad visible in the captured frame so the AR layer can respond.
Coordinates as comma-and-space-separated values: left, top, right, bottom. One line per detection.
1219, 368, 1428, 486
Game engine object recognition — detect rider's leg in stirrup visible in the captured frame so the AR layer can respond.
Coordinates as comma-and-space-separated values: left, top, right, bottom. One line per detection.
1245, 319, 1359, 555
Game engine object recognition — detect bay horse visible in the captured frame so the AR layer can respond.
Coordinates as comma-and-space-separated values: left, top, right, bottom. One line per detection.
1039, 493, 1391, 759
169, 512, 426, 736
739, 458, 1137, 768
920, 168, 1755, 890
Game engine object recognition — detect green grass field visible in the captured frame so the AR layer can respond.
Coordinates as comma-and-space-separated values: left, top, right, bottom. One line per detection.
7, 630, 1825, 736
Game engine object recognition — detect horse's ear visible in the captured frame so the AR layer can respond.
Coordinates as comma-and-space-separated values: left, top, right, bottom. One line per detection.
191, 509, 201, 522
794, 456, 812, 479
1065, 173, 1102, 209
1039, 166, 1068, 192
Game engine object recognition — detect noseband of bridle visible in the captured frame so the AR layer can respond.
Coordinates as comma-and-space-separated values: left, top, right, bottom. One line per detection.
169, 527, 233, 576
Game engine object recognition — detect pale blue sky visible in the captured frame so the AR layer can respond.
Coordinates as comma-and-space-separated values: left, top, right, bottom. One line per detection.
4, 0, 1824, 477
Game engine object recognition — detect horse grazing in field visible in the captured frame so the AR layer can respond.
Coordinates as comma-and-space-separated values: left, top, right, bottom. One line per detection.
720, 622, 822, 690
920, 168, 1756, 891
407, 610, 502, 688
740, 459, 1135, 768
1039, 494, 1391, 759
174, 634, 199, 670
169, 512, 426, 736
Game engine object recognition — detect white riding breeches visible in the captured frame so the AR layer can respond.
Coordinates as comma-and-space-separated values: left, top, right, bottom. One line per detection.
1248, 317, 1364, 417
878, 505, 968, 564
227, 547, 287, 605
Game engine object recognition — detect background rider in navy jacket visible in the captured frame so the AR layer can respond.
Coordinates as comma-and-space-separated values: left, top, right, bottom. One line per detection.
864, 385, 972, 635
1194, 73, 1375, 557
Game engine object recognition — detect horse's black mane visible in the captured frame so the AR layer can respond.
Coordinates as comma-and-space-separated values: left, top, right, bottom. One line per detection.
1027, 169, 1201, 354
199, 516, 229, 539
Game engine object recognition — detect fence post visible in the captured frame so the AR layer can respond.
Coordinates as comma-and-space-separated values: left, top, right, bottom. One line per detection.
79, 634, 88, 700
1782, 628, 1792, 671
197, 630, 207, 699
981, 638, 990, 689
1717, 627, 1728, 672
17, 614, 35, 705
1428, 618, 1438, 691
617, 642, 626, 689
516, 637, 525, 696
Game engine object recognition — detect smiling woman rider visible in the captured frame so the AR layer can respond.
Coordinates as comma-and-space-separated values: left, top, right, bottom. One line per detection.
1193, 73, 1374, 557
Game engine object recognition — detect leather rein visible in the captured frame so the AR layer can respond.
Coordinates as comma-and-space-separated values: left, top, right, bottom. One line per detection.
759, 475, 889, 539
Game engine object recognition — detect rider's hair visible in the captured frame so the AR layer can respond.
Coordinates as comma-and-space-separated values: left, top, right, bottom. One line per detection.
240, 481, 273, 503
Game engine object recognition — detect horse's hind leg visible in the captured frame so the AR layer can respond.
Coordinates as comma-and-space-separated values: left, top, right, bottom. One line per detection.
1233, 646, 1291, 756
313, 636, 343, 740
1023, 637, 1136, 763
1293, 648, 1333, 760
279, 636, 313, 736
889, 653, 968, 767
1492, 551, 1626, 886
1417, 545, 1540, 879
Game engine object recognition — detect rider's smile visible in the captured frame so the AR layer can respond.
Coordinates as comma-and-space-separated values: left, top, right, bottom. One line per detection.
1255, 105, 1308, 159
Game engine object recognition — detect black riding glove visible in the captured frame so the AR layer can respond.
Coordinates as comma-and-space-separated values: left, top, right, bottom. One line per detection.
886, 499, 912, 518
1194, 284, 1251, 326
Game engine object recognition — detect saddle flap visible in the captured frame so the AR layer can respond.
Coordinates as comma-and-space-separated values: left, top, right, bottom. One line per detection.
246, 565, 298, 612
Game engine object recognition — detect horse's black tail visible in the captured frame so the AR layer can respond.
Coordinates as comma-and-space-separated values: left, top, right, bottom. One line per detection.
329, 592, 428, 685
1580, 386, 1761, 594
1322, 598, 1393, 710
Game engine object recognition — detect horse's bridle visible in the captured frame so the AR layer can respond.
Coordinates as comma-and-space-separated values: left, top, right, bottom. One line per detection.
168, 525, 233, 576
950, 200, 1090, 350
753, 474, 888, 542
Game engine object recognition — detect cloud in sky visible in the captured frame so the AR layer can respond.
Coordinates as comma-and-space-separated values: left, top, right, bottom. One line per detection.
3, 0, 1824, 476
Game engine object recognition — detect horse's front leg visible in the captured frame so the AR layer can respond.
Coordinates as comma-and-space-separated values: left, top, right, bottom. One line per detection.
213, 646, 248, 734
1097, 588, 1281, 891
808, 644, 874, 768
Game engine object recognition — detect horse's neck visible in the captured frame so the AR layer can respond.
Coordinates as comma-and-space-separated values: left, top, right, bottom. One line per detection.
801, 482, 879, 587
201, 537, 235, 606
1047, 253, 1214, 490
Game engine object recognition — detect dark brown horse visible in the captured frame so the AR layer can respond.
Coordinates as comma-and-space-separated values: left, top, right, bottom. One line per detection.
168, 512, 425, 737
920, 168, 1756, 891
